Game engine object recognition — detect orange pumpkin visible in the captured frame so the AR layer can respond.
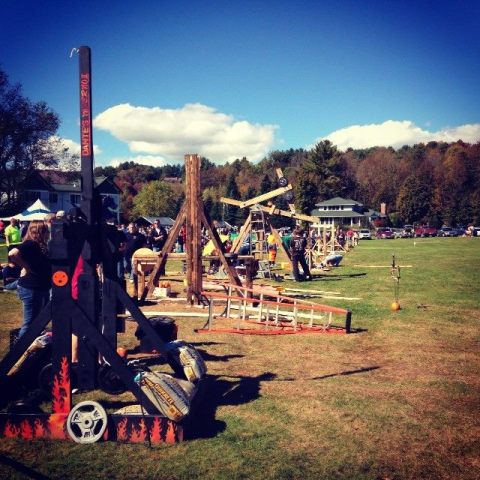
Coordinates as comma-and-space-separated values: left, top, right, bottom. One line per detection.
391, 301, 401, 311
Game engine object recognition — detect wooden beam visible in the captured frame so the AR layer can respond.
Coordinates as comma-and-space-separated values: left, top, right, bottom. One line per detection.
220, 185, 292, 210
221, 198, 321, 224
200, 209, 242, 287
141, 203, 186, 301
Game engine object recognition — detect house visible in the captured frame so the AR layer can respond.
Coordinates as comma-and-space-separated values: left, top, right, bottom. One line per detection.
135, 216, 175, 229
23, 171, 121, 222
310, 197, 383, 226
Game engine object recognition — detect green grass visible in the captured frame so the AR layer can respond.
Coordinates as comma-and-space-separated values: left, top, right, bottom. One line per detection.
0, 238, 479, 479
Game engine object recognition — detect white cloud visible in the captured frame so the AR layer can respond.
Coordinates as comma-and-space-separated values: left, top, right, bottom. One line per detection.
93, 103, 278, 164
49, 136, 102, 156
316, 120, 480, 151
109, 155, 168, 168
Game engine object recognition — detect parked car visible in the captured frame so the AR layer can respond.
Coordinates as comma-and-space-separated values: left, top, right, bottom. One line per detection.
466, 226, 480, 237
414, 225, 438, 237
402, 225, 414, 238
438, 227, 458, 237
358, 229, 372, 240
376, 227, 394, 239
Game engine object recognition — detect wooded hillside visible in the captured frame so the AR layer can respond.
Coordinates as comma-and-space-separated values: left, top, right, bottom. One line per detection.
94, 140, 480, 228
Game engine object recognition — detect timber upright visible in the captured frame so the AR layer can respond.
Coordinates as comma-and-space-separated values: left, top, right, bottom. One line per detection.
0, 46, 206, 444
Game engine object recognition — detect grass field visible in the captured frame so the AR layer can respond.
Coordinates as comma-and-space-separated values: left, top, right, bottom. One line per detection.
0, 237, 479, 480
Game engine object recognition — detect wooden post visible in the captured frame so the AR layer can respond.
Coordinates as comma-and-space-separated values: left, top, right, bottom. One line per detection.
185, 154, 203, 304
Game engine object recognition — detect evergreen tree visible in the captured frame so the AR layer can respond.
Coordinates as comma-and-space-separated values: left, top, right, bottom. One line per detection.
223, 174, 241, 225
259, 174, 273, 194
302, 140, 345, 202
396, 174, 434, 223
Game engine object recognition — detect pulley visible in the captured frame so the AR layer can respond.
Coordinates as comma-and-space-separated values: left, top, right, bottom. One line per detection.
278, 176, 289, 187
66, 401, 108, 444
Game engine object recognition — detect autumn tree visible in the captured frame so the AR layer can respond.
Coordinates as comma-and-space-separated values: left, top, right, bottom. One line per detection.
131, 180, 179, 219
396, 173, 434, 224
433, 142, 476, 226
0, 69, 60, 211
355, 147, 399, 210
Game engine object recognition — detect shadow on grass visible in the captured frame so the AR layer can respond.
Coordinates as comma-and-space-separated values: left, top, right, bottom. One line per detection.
320, 272, 368, 281
195, 349, 244, 362
0, 453, 50, 480
186, 372, 276, 440
311, 366, 380, 380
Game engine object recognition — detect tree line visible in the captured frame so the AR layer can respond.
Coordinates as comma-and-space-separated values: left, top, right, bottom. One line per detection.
95, 140, 480, 228
1, 67, 479, 227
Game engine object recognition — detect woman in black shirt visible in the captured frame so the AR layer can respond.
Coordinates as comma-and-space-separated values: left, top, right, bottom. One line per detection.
9, 220, 51, 338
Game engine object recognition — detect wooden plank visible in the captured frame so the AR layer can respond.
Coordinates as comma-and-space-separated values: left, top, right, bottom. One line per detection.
221, 198, 321, 224
200, 209, 242, 287
141, 203, 186, 300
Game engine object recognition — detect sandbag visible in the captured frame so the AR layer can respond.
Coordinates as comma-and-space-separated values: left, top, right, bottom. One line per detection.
138, 372, 191, 421
166, 340, 207, 382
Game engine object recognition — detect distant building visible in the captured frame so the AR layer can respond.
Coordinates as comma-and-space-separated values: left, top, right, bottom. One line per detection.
310, 196, 383, 226
23, 171, 121, 222
135, 216, 175, 228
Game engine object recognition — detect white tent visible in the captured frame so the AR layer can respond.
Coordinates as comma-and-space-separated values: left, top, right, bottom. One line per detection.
1, 199, 51, 221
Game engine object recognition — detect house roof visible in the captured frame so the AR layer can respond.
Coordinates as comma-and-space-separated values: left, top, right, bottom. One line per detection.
136, 216, 175, 226
23, 172, 55, 192
315, 196, 364, 207
310, 209, 365, 218
49, 176, 120, 194
364, 208, 385, 218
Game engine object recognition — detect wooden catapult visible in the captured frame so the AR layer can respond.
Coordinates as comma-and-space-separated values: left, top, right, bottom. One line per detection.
138, 154, 255, 303
220, 170, 348, 271
0, 47, 206, 444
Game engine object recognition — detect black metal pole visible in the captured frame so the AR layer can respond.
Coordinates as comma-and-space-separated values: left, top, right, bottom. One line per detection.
76, 46, 99, 390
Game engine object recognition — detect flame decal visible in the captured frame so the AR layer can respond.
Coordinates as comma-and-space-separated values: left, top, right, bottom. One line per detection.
4, 421, 20, 438
34, 418, 46, 438
117, 418, 128, 441
20, 420, 34, 439
166, 421, 176, 443
150, 417, 162, 442
48, 414, 68, 439
129, 418, 147, 442
52, 357, 71, 414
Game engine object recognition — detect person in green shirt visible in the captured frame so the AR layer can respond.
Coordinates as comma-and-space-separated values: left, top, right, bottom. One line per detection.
5, 218, 21, 251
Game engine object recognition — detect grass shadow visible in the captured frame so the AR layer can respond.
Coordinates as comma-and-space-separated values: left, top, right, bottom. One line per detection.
186, 372, 276, 440
195, 349, 244, 362
311, 366, 380, 380
0, 453, 51, 480
321, 272, 368, 280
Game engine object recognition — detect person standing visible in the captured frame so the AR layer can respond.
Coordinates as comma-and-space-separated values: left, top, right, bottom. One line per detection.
8, 220, 51, 338
124, 223, 146, 281
149, 220, 167, 252
5, 218, 21, 252
289, 227, 312, 282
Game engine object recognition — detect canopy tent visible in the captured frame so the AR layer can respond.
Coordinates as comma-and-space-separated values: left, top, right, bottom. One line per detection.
202, 234, 229, 256
1, 199, 51, 221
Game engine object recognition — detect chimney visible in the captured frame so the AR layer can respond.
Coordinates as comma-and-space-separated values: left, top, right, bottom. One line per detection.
380, 203, 387, 215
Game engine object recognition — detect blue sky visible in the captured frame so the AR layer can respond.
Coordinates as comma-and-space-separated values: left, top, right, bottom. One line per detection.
1, 0, 479, 167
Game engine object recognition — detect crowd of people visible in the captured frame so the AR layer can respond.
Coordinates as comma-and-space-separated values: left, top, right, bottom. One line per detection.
0, 212, 353, 339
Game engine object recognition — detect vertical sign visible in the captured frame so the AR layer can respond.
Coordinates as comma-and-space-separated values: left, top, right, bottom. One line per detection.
76, 46, 98, 390
79, 46, 94, 223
